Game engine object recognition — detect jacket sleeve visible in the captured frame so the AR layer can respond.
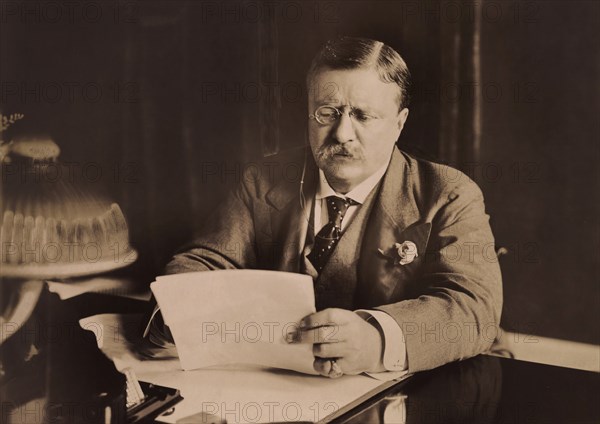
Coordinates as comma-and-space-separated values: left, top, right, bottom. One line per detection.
375, 181, 503, 373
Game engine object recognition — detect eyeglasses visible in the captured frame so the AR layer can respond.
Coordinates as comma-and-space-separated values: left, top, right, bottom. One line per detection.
309, 105, 378, 125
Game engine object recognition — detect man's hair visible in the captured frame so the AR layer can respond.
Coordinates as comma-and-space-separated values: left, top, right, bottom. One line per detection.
307, 36, 411, 110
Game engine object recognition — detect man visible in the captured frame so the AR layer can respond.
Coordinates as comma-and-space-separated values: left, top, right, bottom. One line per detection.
146, 37, 502, 378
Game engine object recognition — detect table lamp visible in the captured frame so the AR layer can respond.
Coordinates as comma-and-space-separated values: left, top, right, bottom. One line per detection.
1, 133, 138, 323
0, 133, 137, 423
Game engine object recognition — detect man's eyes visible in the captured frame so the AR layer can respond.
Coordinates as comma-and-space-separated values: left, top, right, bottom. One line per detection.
351, 110, 377, 122
314, 105, 380, 123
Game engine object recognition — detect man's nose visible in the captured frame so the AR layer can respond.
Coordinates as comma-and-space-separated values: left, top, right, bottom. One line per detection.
332, 112, 356, 144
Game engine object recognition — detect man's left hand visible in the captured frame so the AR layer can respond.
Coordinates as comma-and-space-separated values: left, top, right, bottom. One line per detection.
286, 308, 386, 377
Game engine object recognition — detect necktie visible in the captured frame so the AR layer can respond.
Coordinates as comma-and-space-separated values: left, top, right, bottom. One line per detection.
307, 196, 358, 273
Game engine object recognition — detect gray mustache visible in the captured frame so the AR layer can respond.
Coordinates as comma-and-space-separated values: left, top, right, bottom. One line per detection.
317, 144, 358, 159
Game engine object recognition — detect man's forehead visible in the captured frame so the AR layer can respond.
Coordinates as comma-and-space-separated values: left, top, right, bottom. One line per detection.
308, 67, 400, 108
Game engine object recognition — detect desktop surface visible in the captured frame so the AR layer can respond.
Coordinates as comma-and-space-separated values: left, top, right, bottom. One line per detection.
338, 355, 599, 424
2, 287, 598, 424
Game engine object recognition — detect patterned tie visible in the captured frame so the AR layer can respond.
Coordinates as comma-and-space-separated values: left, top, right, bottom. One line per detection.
307, 196, 358, 273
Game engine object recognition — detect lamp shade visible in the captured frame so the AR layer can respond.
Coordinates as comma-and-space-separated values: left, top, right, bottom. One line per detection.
0, 135, 138, 279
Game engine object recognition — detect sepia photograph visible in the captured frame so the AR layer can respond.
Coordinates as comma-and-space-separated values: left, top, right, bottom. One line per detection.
0, 0, 598, 423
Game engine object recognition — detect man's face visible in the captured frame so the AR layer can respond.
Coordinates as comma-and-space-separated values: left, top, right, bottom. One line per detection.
307, 67, 409, 193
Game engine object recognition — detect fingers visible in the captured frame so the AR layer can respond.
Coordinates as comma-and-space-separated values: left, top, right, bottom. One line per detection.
313, 357, 358, 377
313, 357, 334, 376
300, 308, 352, 329
312, 340, 346, 358
286, 324, 342, 344
286, 308, 351, 344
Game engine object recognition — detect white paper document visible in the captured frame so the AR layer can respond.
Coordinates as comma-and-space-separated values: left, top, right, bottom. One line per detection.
150, 270, 317, 374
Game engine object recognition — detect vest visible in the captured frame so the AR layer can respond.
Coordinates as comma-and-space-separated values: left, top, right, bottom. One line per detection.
300, 182, 382, 311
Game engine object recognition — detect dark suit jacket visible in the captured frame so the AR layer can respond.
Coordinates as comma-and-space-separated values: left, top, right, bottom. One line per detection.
164, 146, 502, 373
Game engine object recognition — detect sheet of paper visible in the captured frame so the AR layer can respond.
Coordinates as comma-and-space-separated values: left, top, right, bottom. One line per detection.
146, 365, 395, 423
151, 270, 317, 374
47, 277, 151, 301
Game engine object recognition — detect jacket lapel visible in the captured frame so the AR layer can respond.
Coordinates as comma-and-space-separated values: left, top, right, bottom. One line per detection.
356, 148, 432, 308
264, 149, 317, 273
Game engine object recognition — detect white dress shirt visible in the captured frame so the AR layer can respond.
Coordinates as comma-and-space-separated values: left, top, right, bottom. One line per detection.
305, 164, 408, 374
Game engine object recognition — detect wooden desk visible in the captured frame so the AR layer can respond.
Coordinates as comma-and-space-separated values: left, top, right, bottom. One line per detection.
337, 355, 599, 424
93, 313, 599, 424
3, 289, 598, 424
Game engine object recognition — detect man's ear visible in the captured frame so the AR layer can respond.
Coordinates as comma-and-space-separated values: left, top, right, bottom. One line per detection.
397, 108, 409, 132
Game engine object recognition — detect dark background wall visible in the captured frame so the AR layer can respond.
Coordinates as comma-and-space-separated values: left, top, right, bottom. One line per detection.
478, 2, 599, 343
1, 0, 598, 345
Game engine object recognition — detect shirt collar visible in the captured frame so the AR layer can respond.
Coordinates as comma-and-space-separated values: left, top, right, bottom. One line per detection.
316, 160, 389, 205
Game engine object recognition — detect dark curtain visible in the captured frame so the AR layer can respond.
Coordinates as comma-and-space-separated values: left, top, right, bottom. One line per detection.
439, 0, 482, 168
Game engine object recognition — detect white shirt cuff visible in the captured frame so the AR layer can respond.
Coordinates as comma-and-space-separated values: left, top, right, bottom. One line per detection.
356, 309, 408, 372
